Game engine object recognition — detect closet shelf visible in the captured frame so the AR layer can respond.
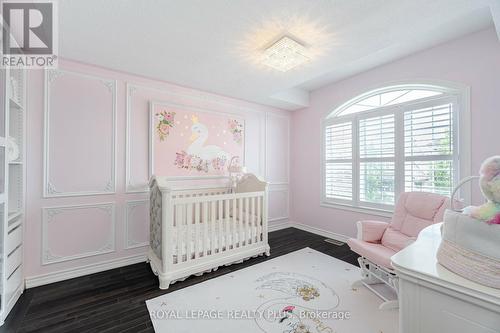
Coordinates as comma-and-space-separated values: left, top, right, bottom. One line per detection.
9, 98, 23, 110
7, 219, 22, 232
8, 211, 22, 222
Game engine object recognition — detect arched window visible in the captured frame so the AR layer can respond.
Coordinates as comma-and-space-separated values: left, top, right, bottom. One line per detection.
322, 83, 468, 213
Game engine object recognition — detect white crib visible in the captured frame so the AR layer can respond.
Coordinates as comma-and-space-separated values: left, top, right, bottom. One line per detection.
148, 174, 270, 289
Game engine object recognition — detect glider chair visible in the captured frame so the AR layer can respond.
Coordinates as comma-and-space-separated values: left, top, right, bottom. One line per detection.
347, 192, 450, 310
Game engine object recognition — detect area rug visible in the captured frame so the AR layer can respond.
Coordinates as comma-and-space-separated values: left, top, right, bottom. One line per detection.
146, 247, 398, 333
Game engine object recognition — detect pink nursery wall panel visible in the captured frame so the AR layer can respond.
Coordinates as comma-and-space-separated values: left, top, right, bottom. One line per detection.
45, 70, 116, 196
241, 114, 265, 174
126, 86, 151, 192
268, 186, 290, 221
25, 59, 290, 285
266, 114, 290, 184
25, 62, 132, 285
290, 27, 500, 238
125, 200, 149, 249
42, 203, 115, 265
265, 113, 290, 223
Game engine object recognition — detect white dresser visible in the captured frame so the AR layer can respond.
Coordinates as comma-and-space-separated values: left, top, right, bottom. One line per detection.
391, 223, 500, 333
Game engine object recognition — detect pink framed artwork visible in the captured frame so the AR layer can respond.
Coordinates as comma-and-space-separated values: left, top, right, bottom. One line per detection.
150, 101, 245, 178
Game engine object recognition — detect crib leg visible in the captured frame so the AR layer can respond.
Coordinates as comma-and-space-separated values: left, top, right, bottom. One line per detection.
159, 277, 171, 290
149, 261, 159, 276
265, 246, 271, 257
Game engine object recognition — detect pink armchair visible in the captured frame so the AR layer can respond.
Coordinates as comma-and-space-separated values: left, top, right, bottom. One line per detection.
347, 192, 450, 309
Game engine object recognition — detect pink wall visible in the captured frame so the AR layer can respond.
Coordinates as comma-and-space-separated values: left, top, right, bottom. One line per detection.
25, 59, 290, 285
290, 27, 500, 238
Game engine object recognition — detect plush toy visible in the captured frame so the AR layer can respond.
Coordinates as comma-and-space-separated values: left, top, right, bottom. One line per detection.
463, 156, 500, 224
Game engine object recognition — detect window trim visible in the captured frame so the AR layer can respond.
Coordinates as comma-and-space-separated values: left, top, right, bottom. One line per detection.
321, 82, 471, 215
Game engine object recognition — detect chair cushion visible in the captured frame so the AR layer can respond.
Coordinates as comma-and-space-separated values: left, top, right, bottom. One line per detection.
390, 192, 447, 238
381, 227, 415, 252
349, 192, 450, 269
357, 220, 389, 242
405, 192, 447, 220
347, 238, 397, 268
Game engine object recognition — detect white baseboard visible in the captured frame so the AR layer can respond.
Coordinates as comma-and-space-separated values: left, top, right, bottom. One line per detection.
25, 253, 147, 289
268, 220, 350, 243
290, 222, 350, 243
26, 223, 349, 288
268, 220, 291, 232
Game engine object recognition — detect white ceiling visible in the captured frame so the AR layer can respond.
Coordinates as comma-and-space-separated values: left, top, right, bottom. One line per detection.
59, 0, 500, 110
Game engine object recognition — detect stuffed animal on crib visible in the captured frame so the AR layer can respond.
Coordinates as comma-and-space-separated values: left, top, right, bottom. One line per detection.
463, 156, 500, 224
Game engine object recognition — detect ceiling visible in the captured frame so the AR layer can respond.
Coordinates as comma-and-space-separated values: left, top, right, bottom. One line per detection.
59, 0, 500, 110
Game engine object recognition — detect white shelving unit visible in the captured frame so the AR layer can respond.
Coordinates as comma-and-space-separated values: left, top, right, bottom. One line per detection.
0, 66, 26, 325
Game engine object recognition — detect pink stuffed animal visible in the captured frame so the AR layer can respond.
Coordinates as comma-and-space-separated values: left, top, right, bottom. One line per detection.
463, 156, 500, 224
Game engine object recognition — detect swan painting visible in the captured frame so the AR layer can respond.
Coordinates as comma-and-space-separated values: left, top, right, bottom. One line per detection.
253, 272, 339, 333
187, 115, 228, 161
153, 102, 244, 176
172, 115, 231, 172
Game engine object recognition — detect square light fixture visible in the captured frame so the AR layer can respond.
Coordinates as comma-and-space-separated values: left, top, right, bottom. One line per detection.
262, 36, 309, 72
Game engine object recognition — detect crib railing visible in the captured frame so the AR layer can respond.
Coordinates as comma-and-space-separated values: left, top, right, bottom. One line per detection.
164, 191, 266, 268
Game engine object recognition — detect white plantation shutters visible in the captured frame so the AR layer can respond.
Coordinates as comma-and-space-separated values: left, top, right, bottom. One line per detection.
324, 122, 353, 201
323, 90, 458, 211
359, 114, 395, 205
404, 103, 454, 195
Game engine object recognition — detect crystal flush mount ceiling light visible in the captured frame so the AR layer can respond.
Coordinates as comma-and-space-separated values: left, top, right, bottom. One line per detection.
262, 36, 309, 72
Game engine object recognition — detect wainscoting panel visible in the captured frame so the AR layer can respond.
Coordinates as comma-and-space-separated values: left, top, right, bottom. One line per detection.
268, 186, 289, 222
265, 113, 290, 185
126, 84, 152, 193
265, 113, 290, 222
44, 69, 116, 197
125, 200, 150, 249
42, 203, 116, 265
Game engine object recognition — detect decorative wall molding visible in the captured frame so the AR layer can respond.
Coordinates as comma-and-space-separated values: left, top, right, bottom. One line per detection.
43, 69, 117, 198
42, 202, 116, 265
268, 187, 290, 222
265, 112, 290, 185
258, 112, 267, 178
124, 200, 150, 249
265, 112, 290, 223
125, 83, 149, 193
26, 253, 146, 289
47, 68, 65, 83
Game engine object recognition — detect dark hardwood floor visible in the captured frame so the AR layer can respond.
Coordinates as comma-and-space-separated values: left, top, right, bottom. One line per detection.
1, 227, 358, 333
